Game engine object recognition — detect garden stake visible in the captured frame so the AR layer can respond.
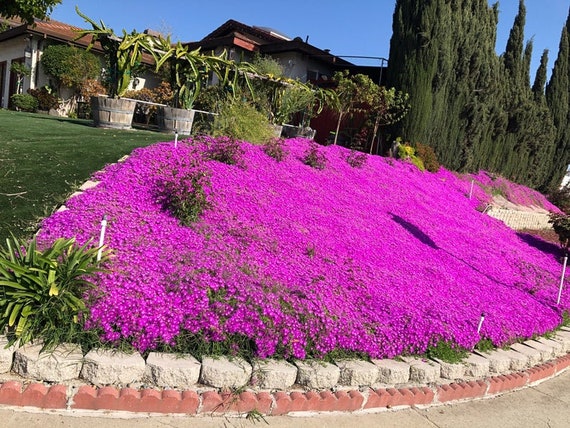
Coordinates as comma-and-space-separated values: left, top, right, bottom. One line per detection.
468, 179, 474, 199
97, 215, 107, 262
477, 312, 485, 334
174, 129, 178, 149
557, 254, 568, 305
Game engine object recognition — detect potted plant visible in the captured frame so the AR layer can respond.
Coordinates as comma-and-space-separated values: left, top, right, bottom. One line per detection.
75, 7, 155, 130
152, 38, 234, 135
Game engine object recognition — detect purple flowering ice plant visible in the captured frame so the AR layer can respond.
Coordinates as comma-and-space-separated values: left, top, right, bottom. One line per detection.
38, 137, 569, 359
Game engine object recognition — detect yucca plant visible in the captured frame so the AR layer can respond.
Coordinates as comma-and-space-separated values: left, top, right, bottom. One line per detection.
0, 235, 107, 350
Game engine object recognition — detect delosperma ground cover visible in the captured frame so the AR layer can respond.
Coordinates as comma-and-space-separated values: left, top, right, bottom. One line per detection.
38, 137, 568, 359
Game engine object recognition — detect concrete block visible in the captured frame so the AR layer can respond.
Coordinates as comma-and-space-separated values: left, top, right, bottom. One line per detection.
553, 330, 570, 353
144, 352, 200, 389
81, 349, 145, 385
372, 359, 410, 384
13, 343, 83, 382
536, 338, 565, 357
510, 343, 542, 367
336, 359, 379, 386
463, 353, 490, 377
431, 358, 466, 380
401, 357, 440, 383
0, 336, 15, 373
495, 349, 529, 371
523, 340, 555, 362
294, 360, 340, 389
200, 356, 252, 389
475, 350, 512, 374
251, 359, 297, 390
79, 180, 99, 191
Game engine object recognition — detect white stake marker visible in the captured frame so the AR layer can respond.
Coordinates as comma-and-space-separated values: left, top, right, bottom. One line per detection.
97, 215, 107, 262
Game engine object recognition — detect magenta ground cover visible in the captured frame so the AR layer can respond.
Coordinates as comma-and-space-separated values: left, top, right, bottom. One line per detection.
38, 137, 569, 359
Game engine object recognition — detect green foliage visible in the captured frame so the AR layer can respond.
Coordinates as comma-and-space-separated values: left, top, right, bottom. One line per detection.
0, 0, 61, 24
211, 98, 275, 144
202, 135, 245, 167
548, 214, 570, 251
10, 62, 30, 94
10, 93, 38, 112
397, 143, 425, 171
302, 142, 327, 170
252, 54, 284, 77
157, 170, 211, 227
475, 338, 495, 353
414, 142, 440, 172
28, 87, 60, 111
426, 339, 468, 363
40, 44, 100, 91
346, 150, 367, 168
0, 235, 105, 350
387, 0, 561, 190
263, 138, 289, 162
548, 185, 570, 214
75, 7, 157, 98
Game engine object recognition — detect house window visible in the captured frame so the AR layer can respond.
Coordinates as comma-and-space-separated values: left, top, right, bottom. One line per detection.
307, 69, 319, 81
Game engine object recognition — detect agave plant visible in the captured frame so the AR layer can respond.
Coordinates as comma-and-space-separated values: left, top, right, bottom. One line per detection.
0, 235, 107, 350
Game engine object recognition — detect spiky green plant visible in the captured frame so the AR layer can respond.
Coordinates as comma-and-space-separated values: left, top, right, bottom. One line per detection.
0, 235, 106, 350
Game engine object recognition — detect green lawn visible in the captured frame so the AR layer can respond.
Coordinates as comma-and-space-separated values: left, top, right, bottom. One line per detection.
0, 110, 170, 242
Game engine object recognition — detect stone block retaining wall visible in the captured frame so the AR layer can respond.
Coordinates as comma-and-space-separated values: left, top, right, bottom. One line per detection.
1, 328, 570, 415
486, 208, 552, 230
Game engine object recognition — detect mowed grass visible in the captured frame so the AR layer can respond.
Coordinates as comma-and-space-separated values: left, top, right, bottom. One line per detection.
0, 110, 170, 241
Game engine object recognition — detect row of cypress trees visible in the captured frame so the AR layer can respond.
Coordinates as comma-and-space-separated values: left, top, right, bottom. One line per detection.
386, 0, 570, 191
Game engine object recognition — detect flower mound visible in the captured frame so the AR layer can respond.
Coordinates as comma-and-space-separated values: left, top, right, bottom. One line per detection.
39, 137, 569, 359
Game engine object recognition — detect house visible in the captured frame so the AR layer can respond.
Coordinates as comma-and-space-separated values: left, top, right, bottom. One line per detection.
0, 16, 157, 110
184, 19, 385, 86
184, 19, 385, 143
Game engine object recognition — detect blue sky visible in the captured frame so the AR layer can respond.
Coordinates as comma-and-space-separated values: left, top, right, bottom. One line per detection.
50, 1, 569, 81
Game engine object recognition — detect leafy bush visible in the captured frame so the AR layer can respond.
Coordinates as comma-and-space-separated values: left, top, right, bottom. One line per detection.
41, 44, 101, 91
303, 141, 327, 170
123, 87, 157, 125
0, 235, 105, 350
397, 143, 425, 171
201, 135, 245, 167
548, 186, 570, 214
263, 138, 289, 162
155, 155, 212, 226
28, 87, 60, 111
79, 79, 107, 100
549, 214, 570, 253
211, 98, 275, 144
346, 150, 367, 168
10, 94, 38, 112
414, 142, 440, 172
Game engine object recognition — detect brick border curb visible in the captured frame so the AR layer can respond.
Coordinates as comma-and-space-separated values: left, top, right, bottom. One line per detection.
0, 354, 568, 416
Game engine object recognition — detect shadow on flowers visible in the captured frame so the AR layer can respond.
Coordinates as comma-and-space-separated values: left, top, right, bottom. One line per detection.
391, 213, 439, 250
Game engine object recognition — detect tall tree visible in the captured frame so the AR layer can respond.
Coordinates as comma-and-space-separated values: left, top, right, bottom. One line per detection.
0, 0, 61, 24
545, 11, 570, 190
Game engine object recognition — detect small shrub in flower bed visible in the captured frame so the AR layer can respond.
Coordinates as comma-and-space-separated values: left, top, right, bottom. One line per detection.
38, 136, 569, 360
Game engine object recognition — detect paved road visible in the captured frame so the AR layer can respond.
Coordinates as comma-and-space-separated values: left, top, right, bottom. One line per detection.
1, 370, 570, 427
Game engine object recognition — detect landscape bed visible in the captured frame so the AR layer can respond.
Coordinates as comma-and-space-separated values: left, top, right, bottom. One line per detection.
38, 136, 569, 360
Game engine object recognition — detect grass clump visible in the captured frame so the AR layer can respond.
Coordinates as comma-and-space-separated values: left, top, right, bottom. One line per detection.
426, 340, 469, 363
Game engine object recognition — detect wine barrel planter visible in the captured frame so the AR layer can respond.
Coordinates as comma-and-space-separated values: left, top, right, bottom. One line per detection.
158, 107, 195, 135
91, 96, 137, 130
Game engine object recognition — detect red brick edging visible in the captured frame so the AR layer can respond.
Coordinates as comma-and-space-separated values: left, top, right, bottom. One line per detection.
1, 354, 569, 415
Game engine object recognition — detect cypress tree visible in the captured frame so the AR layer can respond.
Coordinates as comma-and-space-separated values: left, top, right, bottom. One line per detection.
386, 0, 443, 146
545, 11, 570, 190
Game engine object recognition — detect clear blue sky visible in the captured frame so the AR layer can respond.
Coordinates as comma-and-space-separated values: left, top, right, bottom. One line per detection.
50, 1, 569, 80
